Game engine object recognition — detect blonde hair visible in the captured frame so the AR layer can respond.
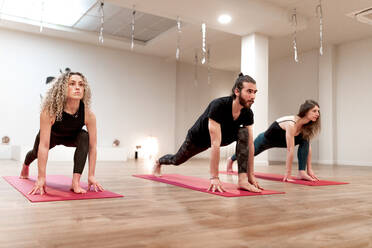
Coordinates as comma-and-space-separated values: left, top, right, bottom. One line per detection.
41, 72, 91, 121
298, 100, 321, 140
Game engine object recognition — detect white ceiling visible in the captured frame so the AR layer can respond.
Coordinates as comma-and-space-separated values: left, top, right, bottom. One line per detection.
267, 0, 372, 63
1, 0, 372, 71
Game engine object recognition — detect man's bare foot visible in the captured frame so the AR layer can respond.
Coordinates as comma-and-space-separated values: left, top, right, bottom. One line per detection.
248, 176, 264, 190
297, 170, 315, 181
238, 180, 262, 193
71, 183, 87, 194
226, 157, 234, 173
152, 160, 162, 177
20, 164, 29, 179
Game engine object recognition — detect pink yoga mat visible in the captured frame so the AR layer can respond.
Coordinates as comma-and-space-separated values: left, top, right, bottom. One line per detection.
3, 175, 123, 202
220, 171, 349, 186
133, 174, 284, 197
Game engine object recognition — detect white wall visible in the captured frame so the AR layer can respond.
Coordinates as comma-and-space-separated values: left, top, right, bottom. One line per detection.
336, 37, 372, 166
175, 62, 236, 159
268, 35, 372, 167
2, 27, 371, 166
268, 50, 319, 162
0, 28, 176, 159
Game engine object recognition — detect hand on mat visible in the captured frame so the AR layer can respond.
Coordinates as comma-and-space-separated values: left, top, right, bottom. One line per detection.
307, 170, 319, 181
29, 178, 47, 195
207, 178, 226, 193
88, 176, 104, 192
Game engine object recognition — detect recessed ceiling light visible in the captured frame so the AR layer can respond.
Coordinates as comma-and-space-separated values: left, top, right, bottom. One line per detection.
218, 14, 231, 24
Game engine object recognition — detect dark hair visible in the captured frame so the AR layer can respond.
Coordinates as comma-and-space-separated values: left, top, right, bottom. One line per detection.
298, 100, 321, 140
46, 68, 71, 84
45, 76, 55, 84
60, 67, 71, 74
231, 73, 256, 99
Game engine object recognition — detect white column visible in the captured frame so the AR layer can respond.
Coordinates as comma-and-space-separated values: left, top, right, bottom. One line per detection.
318, 45, 336, 164
241, 33, 269, 165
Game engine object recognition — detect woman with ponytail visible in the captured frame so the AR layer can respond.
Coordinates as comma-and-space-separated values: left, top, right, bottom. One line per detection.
227, 100, 321, 182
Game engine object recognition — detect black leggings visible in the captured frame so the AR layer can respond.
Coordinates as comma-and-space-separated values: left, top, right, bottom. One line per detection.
159, 127, 251, 174
24, 130, 89, 174
159, 136, 208, 166
231, 132, 310, 170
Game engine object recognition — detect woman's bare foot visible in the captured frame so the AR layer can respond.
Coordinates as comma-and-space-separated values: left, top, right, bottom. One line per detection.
297, 170, 315, 181
152, 160, 162, 177
20, 164, 29, 179
238, 180, 262, 193
71, 182, 87, 194
71, 173, 86, 193
226, 157, 234, 173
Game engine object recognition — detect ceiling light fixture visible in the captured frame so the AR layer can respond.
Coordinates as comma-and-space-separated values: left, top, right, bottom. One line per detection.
218, 14, 231, 24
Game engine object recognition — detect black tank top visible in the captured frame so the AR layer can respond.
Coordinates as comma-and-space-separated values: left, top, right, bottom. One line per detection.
51, 101, 85, 138
264, 120, 305, 145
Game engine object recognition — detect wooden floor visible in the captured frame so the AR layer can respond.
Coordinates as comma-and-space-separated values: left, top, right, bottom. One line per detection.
1, 158, 372, 248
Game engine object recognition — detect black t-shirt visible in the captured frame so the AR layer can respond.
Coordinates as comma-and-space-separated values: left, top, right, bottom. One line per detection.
187, 96, 254, 147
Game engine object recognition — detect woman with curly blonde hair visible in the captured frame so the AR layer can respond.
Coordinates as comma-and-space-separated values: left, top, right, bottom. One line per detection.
20, 71, 104, 195
227, 100, 321, 182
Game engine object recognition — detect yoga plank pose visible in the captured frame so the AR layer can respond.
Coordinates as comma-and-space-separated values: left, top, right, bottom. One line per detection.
227, 100, 321, 182
153, 73, 263, 193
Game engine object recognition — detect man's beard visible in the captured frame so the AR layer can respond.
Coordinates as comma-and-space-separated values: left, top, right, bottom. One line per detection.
239, 95, 252, 108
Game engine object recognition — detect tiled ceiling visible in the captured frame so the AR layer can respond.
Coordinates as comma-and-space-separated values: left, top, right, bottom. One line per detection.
73, 1, 177, 42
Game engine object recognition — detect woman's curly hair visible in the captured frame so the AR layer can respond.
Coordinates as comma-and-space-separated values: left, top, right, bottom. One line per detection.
41, 71, 91, 121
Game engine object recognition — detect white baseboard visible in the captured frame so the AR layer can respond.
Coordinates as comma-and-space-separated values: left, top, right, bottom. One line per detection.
11, 145, 128, 162
268, 158, 372, 167
316, 160, 335, 165
336, 161, 372, 166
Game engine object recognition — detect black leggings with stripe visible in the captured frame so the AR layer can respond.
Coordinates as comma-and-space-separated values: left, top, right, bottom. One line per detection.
159, 128, 251, 174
